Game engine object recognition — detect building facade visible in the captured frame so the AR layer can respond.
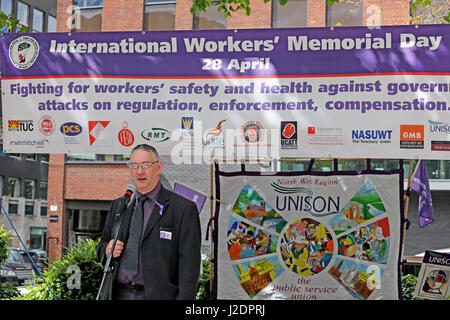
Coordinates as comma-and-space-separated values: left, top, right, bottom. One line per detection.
44, 0, 449, 262
0, 0, 56, 251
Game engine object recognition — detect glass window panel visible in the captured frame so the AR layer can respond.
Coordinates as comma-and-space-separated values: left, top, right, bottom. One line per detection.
32, 9, 44, 32
272, 0, 307, 28
66, 153, 129, 162
8, 177, 20, 197
25, 204, 34, 216
327, 0, 363, 27
1, 0, 12, 15
193, 5, 227, 30
144, 4, 176, 31
73, 8, 102, 32
17, 1, 29, 26
47, 15, 56, 32
75, 0, 103, 7
86, 0, 103, 6
24, 179, 35, 199
338, 160, 366, 171
39, 181, 48, 200
40, 154, 49, 162
25, 153, 37, 160
40, 206, 47, 216
371, 159, 402, 171
8, 203, 18, 214
278, 159, 310, 172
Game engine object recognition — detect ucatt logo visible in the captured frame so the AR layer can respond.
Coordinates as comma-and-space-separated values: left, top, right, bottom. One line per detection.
281, 121, 298, 149
9, 36, 40, 70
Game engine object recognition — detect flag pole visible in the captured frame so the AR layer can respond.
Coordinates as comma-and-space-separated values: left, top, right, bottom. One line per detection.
402, 159, 420, 266
209, 156, 214, 295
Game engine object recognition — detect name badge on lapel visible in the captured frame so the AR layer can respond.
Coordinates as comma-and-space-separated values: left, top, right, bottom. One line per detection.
160, 230, 172, 240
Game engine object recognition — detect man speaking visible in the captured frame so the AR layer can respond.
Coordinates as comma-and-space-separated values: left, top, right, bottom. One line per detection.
96, 144, 201, 300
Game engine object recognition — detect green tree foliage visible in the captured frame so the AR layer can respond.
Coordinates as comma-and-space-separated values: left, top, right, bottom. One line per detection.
0, 225, 20, 299
16, 239, 103, 300
0, 11, 28, 32
0, 225, 10, 264
190, 0, 449, 23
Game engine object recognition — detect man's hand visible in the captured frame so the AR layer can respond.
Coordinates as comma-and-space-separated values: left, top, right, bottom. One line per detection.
106, 240, 124, 258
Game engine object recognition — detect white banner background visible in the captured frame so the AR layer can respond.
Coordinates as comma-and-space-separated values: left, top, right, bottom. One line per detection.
2, 74, 449, 160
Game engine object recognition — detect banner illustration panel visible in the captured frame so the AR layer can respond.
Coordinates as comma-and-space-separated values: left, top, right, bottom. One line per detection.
215, 170, 403, 300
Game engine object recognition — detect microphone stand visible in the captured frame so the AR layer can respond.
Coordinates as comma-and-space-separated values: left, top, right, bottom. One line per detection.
96, 194, 134, 300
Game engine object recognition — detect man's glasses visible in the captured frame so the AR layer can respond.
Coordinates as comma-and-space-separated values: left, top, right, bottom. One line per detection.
127, 160, 159, 170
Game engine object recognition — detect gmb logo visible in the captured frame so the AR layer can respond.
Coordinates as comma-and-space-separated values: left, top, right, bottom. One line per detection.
60, 122, 82, 136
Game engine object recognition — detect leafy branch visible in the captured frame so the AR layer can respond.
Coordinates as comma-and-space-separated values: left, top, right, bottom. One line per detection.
190, 0, 449, 24
0, 11, 28, 33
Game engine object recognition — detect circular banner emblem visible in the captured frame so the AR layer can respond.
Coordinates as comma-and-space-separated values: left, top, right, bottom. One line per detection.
118, 121, 134, 146
9, 36, 40, 70
38, 116, 55, 136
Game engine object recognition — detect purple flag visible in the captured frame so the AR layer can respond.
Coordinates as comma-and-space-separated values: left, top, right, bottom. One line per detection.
410, 160, 435, 228
174, 183, 207, 214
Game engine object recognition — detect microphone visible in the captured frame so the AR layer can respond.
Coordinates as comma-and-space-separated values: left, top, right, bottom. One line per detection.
115, 184, 136, 216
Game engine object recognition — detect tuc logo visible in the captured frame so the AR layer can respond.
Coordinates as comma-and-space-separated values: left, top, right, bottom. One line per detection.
60, 122, 82, 136
400, 125, 424, 149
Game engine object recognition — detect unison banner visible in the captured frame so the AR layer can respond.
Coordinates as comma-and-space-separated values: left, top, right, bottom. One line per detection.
0, 25, 449, 159
214, 167, 403, 300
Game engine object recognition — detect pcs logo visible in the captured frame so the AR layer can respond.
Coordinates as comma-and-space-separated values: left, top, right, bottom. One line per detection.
60, 122, 82, 136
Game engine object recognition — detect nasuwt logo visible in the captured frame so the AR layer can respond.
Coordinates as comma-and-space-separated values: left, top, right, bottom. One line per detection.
9, 36, 40, 70
60, 122, 82, 136
351, 129, 392, 144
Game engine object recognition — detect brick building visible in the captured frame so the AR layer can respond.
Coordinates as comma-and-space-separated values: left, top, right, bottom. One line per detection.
0, 0, 56, 252
46, 0, 447, 263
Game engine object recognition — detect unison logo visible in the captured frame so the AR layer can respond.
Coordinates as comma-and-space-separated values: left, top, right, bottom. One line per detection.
271, 182, 340, 217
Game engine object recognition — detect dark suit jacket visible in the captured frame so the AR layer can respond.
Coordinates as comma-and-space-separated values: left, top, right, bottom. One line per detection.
96, 185, 201, 300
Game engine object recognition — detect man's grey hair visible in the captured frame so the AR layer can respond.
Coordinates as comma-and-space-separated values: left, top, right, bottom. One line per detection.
130, 144, 160, 160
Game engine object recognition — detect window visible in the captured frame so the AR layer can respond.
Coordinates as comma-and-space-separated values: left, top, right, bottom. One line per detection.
66, 153, 129, 162
40, 154, 49, 163
39, 181, 48, 200
40, 205, 47, 216
0, 0, 12, 15
272, 0, 307, 28
143, 0, 176, 31
327, 0, 363, 27
24, 179, 35, 199
17, 1, 29, 27
73, 0, 103, 32
25, 203, 34, 216
47, 15, 56, 32
25, 153, 37, 161
193, 4, 227, 30
32, 8, 44, 32
30, 227, 47, 250
7, 177, 20, 198
8, 203, 18, 214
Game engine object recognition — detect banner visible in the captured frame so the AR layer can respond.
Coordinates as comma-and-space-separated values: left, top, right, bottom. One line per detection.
410, 160, 435, 228
214, 167, 403, 300
174, 182, 207, 213
0, 25, 449, 160
413, 250, 450, 300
